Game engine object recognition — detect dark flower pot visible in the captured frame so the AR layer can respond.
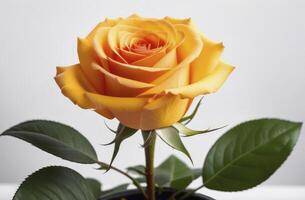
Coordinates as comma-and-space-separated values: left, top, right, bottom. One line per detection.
100, 188, 215, 200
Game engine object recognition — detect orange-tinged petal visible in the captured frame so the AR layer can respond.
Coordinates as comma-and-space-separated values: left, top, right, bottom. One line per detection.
152, 25, 202, 84
86, 92, 148, 111
132, 49, 166, 67
119, 48, 146, 63
118, 18, 177, 48
55, 64, 97, 109
164, 16, 192, 25
166, 61, 235, 98
152, 48, 177, 68
92, 63, 155, 97
138, 62, 190, 97
139, 25, 203, 96
107, 25, 143, 63
93, 27, 114, 69
140, 94, 190, 130
86, 92, 149, 129
86, 18, 121, 42
86, 92, 189, 130
127, 13, 142, 19
190, 35, 224, 83
54, 64, 114, 119
152, 31, 184, 68
77, 38, 105, 93
107, 57, 170, 83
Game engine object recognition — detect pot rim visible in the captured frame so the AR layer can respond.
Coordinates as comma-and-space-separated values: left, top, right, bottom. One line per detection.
100, 187, 215, 200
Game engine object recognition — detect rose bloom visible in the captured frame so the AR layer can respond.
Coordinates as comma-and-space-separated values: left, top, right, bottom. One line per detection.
55, 14, 234, 130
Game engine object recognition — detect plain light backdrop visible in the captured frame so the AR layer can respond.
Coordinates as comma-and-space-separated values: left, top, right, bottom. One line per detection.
0, 0, 304, 189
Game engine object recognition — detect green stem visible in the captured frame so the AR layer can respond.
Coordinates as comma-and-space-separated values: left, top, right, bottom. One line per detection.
142, 131, 156, 200
97, 161, 147, 199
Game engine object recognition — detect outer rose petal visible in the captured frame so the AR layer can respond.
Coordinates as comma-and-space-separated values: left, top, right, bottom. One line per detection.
164, 16, 192, 25
54, 64, 113, 119
85, 93, 149, 129
140, 94, 190, 130
166, 61, 235, 98
77, 18, 120, 93
86, 18, 121, 41
190, 35, 224, 83
86, 92, 189, 130
77, 38, 104, 93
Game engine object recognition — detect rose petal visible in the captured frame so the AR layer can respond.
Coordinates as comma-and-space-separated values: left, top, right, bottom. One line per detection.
77, 38, 105, 93
77, 18, 122, 89
86, 92, 189, 130
119, 48, 147, 63
107, 57, 170, 82
108, 25, 132, 63
138, 24, 203, 96
86, 18, 121, 41
118, 18, 177, 48
54, 64, 113, 118
85, 92, 149, 129
92, 63, 155, 97
93, 27, 115, 69
166, 61, 235, 98
190, 35, 224, 83
131, 48, 166, 66
140, 94, 190, 130
164, 16, 192, 25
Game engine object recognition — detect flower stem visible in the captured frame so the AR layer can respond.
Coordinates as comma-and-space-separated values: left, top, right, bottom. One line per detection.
142, 131, 156, 200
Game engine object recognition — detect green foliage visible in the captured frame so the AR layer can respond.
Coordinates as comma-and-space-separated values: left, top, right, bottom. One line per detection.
127, 165, 146, 176
179, 97, 204, 125
1, 120, 97, 164
85, 178, 102, 199
1, 117, 302, 199
203, 119, 302, 191
155, 155, 200, 189
100, 184, 129, 199
128, 155, 201, 190
13, 166, 96, 200
107, 123, 138, 170
173, 123, 225, 137
155, 127, 192, 163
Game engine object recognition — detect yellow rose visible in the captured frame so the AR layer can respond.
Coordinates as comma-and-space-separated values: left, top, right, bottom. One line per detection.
55, 14, 234, 130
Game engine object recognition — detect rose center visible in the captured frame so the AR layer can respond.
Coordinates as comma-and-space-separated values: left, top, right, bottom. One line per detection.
128, 34, 165, 54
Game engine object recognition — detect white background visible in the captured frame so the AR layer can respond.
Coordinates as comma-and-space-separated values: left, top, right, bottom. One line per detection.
0, 0, 304, 190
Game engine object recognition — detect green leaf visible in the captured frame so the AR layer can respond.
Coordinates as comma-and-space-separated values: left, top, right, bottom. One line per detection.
127, 165, 146, 176
107, 123, 138, 170
173, 123, 225, 137
179, 96, 203, 125
156, 127, 192, 163
1, 120, 97, 164
203, 118, 302, 191
85, 178, 102, 199
155, 155, 198, 189
13, 166, 96, 200
191, 168, 202, 179
104, 121, 117, 134
127, 156, 201, 190
100, 183, 129, 198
